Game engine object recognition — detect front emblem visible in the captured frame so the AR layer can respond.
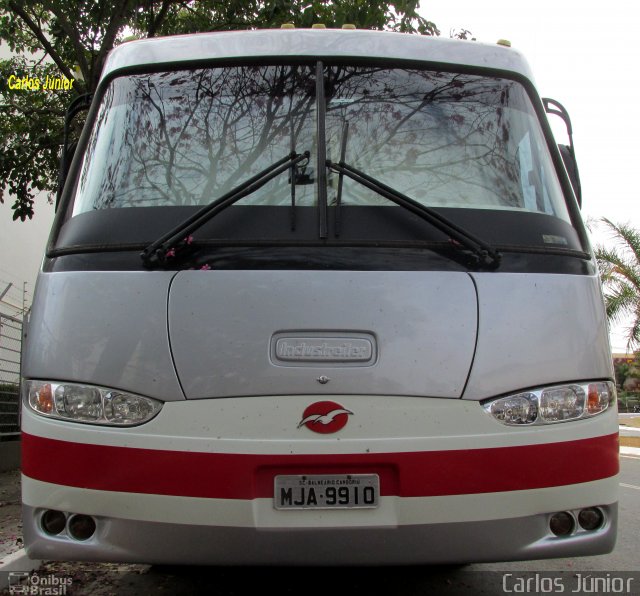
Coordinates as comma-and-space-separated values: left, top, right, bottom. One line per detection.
297, 401, 353, 434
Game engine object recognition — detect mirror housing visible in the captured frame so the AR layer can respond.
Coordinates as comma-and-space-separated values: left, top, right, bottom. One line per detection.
542, 98, 582, 207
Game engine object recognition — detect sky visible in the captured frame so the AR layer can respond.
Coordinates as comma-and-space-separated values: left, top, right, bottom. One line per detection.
422, 0, 639, 351
0, 0, 638, 351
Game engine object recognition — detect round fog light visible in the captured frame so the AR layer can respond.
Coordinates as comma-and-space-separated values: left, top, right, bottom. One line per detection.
41, 510, 66, 535
67, 514, 96, 541
549, 512, 575, 536
578, 507, 604, 531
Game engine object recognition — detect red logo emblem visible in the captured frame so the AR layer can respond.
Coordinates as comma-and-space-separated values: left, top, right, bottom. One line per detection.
297, 401, 353, 434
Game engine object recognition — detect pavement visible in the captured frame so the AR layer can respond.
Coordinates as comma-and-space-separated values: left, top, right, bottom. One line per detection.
0, 468, 40, 591
0, 419, 639, 590
0, 469, 22, 563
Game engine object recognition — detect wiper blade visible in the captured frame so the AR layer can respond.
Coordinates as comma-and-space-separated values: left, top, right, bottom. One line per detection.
141, 151, 309, 267
326, 160, 501, 269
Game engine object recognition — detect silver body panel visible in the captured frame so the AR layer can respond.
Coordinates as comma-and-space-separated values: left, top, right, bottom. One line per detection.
23, 271, 183, 401
102, 30, 535, 83
23, 271, 612, 401
465, 272, 613, 399
168, 270, 476, 399
23, 270, 611, 402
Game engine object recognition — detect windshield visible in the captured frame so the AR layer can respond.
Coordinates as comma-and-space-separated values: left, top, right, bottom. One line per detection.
65, 62, 580, 259
323, 67, 568, 219
74, 65, 317, 211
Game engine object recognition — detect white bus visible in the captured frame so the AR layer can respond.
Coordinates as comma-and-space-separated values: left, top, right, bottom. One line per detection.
21, 28, 618, 565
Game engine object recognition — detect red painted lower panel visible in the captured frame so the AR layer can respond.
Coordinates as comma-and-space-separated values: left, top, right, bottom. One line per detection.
21, 432, 619, 499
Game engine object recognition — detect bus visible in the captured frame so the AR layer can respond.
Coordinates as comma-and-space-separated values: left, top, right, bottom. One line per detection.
21, 27, 618, 565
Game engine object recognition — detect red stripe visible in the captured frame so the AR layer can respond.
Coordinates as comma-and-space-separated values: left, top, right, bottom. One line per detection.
21, 432, 619, 499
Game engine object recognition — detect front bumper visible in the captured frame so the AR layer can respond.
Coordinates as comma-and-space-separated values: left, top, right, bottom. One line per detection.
21, 394, 619, 564
23, 500, 618, 565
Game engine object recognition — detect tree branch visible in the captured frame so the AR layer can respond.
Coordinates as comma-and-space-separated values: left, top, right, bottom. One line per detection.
148, 0, 174, 37
8, 1, 75, 82
39, 0, 91, 80
92, 0, 136, 89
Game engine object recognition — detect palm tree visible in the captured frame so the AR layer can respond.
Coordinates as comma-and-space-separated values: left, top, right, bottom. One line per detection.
595, 218, 640, 350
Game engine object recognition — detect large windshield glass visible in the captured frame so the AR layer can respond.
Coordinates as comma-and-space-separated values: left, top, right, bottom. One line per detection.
74, 65, 317, 213
73, 64, 568, 220
324, 67, 568, 220
66, 62, 580, 259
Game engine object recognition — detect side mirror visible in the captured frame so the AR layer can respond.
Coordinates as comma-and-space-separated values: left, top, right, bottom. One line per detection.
542, 98, 582, 207
56, 94, 92, 210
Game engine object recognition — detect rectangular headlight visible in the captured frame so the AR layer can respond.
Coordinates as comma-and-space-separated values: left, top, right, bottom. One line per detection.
25, 380, 162, 426
483, 381, 615, 426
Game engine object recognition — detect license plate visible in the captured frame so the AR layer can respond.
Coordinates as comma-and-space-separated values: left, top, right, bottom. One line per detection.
274, 474, 379, 510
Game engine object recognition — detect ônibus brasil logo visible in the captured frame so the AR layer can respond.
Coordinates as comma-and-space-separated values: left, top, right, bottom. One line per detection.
297, 401, 353, 434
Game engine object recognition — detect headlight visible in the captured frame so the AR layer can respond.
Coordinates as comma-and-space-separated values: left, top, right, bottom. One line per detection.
483, 381, 615, 426
25, 380, 162, 426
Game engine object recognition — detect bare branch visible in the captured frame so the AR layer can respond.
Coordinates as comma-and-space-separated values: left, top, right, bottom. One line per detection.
38, 1, 91, 79
8, 1, 75, 82
90, 0, 139, 89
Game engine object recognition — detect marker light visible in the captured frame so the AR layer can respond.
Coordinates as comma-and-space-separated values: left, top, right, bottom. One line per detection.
483, 381, 615, 426
26, 380, 162, 426
587, 383, 614, 415
30, 383, 54, 414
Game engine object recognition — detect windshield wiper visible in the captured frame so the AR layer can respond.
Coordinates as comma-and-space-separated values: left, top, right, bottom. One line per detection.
334, 121, 349, 237
326, 160, 502, 269
141, 151, 310, 267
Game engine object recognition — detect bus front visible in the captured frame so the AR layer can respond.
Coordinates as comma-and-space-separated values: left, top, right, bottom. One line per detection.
21, 29, 618, 565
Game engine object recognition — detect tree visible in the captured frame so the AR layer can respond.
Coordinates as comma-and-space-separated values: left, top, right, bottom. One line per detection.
595, 217, 640, 350
0, 0, 439, 220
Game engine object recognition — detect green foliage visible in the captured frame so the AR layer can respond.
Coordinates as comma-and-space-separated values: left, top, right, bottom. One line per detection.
0, 0, 439, 220
0, 381, 19, 393
595, 218, 640, 350
0, 57, 70, 219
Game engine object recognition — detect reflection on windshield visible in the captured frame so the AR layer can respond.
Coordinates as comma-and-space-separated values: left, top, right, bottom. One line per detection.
323, 68, 566, 220
72, 64, 569, 225
75, 66, 317, 212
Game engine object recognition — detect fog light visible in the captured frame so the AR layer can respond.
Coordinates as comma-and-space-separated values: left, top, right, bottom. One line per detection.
578, 507, 604, 531
549, 512, 575, 536
41, 509, 66, 535
67, 514, 96, 541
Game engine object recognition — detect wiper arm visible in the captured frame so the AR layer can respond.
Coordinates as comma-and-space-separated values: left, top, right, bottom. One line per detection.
141, 151, 309, 267
326, 160, 501, 269
334, 121, 349, 237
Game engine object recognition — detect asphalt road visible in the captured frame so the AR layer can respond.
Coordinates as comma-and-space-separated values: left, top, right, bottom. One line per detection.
13, 455, 639, 596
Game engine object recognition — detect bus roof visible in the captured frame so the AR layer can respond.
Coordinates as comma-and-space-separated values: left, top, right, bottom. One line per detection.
101, 29, 536, 83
